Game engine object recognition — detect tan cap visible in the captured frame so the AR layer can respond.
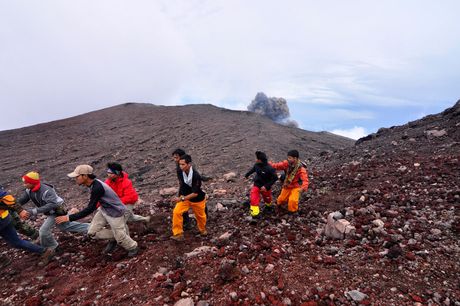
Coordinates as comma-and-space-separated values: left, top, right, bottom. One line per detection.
68, 165, 94, 178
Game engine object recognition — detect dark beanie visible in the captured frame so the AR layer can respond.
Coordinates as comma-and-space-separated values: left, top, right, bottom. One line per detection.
255, 151, 267, 163
107, 162, 123, 175
287, 150, 299, 158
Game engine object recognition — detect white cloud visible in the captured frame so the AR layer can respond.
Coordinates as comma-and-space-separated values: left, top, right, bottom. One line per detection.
0, 0, 459, 131
331, 127, 368, 140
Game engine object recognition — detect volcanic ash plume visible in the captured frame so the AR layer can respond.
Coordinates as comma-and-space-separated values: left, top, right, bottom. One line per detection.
247, 92, 298, 127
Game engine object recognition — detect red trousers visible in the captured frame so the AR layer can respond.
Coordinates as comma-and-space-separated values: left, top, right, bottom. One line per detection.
250, 186, 272, 206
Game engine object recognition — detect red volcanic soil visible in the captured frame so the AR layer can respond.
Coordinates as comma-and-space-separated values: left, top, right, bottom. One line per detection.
0, 102, 458, 305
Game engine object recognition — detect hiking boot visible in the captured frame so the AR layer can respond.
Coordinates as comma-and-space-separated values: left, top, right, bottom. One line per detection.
38, 248, 55, 267
171, 234, 184, 241
102, 240, 117, 254
127, 247, 139, 257
250, 205, 260, 217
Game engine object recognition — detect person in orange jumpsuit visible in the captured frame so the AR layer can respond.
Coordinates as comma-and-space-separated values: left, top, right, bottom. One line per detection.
270, 150, 309, 213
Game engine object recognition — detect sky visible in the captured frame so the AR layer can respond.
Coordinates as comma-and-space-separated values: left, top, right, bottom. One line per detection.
1, 1, 459, 139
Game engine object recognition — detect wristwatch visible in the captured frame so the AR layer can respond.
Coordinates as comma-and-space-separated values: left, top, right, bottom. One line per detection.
181, 196, 185, 201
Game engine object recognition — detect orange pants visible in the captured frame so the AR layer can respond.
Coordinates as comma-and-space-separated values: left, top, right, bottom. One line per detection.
172, 199, 206, 236
276, 187, 301, 212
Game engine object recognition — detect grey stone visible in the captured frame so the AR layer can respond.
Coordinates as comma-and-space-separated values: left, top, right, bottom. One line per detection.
346, 290, 368, 302
174, 298, 194, 306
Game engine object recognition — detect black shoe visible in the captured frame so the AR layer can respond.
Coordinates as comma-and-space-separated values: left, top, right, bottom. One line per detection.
127, 247, 139, 257
103, 240, 117, 254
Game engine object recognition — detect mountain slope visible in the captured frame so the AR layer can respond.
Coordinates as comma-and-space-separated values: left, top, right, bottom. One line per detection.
0, 101, 458, 305
0, 102, 352, 193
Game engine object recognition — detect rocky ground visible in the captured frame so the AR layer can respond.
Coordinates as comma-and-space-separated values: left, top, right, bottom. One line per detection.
0, 102, 459, 305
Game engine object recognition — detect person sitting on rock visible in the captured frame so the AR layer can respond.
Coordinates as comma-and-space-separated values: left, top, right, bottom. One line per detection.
244, 151, 278, 218
0, 185, 54, 266
18, 171, 89, 250
170, 154, 207, 241
171, 148, 192, 229
105, 162, 150, 223
270, 150, 309, 213
56, 165, 138, 257
0, 186, 38, 240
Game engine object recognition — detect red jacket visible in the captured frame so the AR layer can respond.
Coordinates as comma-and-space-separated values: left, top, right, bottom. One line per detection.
270, 160, 309, 190
105, 172, 138, 205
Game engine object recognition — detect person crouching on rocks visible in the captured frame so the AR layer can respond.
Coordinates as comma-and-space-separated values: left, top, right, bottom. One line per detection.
244, 151, 278, 218
170, 154, 207, 241
0, 185, 54, 266
105, 162, 150, 223
56, 165, 138, 257
18, 171, 89, 250
270, 150, 309, 213
0, 185, 38, 241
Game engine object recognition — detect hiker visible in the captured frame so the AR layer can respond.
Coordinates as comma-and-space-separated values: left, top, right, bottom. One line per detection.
171, 154, 207, 241
0, 187, 38, 240
105, 162, 150, 223
56, 165, 138, 257
171, 149, 192, 229
18, 171, 89, 250
244, 151, 278, 217
270, 150, 309, 213
0, 185, 54, 266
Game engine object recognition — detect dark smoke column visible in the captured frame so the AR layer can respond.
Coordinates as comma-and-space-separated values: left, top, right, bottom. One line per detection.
247, 92, 298, 127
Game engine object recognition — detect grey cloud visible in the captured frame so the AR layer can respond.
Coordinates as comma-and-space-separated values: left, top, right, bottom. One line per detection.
247, 92, 298, 127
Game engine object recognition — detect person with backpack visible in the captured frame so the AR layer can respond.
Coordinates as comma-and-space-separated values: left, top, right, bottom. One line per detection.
105, 162, 150, 223
244, 151, 278, 218
270, 150, 309, 213
0, 185, 54, 266
18, 171, 89, 250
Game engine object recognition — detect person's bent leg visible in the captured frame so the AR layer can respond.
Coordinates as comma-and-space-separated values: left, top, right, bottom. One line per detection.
0, 222, 44, 254
276, 188, 291, 206
126, 205, 150, 222
190, 200, 207, 233
103, 212, 137, 251
88, 210, 111, 239
172, 201, 191, 236
261, 189, 273, 205
57, 220, 89, 234
287, 187, 301, 212
39, 216, 59, 249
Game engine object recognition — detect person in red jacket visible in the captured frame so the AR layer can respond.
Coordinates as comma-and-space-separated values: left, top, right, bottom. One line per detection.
270, 150, 309, 213
105, 162, 150, 223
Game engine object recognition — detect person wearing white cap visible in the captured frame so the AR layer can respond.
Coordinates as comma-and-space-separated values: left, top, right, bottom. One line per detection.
56, 165, 138, 257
